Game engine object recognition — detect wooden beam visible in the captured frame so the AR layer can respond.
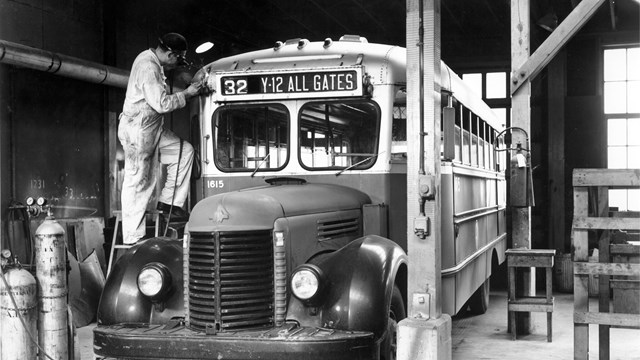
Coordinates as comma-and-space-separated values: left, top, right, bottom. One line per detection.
573, 168, 640, 187
511, 0, 534, 334
398, 1, 451, 359
405, 0, 443, 320
572, 216, 640, 230
547, 51, 566, 253
511, 0, 606, 94
574, 312, 640, 328
574, 262, 640, 277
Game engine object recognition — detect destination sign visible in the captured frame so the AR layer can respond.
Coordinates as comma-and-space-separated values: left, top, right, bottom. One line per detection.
216, 68, 364, 100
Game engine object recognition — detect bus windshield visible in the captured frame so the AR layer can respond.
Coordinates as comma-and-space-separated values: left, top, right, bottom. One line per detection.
299, 100, 380, 170
213, 104, 289, 172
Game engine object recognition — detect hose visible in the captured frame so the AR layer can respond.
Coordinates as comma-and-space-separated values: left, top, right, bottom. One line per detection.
0, 264, 55, 360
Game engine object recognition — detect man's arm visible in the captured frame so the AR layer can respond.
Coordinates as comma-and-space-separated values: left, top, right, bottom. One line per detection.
140, 63, 201, 114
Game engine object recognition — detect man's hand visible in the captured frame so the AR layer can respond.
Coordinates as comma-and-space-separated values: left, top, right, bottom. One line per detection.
183, 81, 204, 99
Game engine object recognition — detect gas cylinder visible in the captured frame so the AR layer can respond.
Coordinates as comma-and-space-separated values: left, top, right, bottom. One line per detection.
35, 216, 68, 360
0, 261, 38, 360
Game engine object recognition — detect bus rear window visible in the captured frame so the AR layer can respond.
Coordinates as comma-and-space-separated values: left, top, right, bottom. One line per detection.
213, 104, 289, 172
299, 101, 380, 170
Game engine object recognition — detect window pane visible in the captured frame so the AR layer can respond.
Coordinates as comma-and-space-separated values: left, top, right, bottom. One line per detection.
628, 48, 640, 80
628, 189, 640, 211
608, 118, 626, 145
629, 118, 640, 145
604, 49, 627, 81
462, 73, 482, 98
628, 81, 640, 113
608, 146, 627, 168
214, 104, 289, 171
454, 125, 461, 162
299, 101, 379, 170
628, 146, 640, 168
608, 189, 627, 211
491, 108, 507, 129
604, 82, 627, 114
462, 129, 470, 164
486, 72, 506, 99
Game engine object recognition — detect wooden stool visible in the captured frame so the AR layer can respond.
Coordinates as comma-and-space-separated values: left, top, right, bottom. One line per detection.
506, 249, 556, 342
106, 210, 162, 276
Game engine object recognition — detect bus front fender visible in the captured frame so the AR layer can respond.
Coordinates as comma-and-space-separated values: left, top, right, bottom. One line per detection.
295, 235, 407, 339
97, 238, 184, 325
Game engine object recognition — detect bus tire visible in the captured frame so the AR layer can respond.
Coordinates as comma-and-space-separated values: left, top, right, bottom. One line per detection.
380, 285, 405, 360
468, 278, 490, 315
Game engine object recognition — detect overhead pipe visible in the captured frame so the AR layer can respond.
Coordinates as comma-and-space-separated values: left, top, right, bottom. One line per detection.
0, 39, 129, 88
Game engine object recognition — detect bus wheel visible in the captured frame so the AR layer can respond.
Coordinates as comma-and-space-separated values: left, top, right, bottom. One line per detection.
380, 285, 406, 360
468, 278, 490, 315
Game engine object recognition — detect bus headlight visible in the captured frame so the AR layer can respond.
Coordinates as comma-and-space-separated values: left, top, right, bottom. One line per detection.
291, 265, 323, 301
137, 262, 172, 301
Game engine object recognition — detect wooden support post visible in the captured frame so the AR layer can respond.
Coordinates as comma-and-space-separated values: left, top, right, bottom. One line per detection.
510, 0, 534, 334
547, 51, 566, 254
398, 0, 451, 359
510, 0, 607, 95
597, 187, 611, 360
573, 186, 590, 359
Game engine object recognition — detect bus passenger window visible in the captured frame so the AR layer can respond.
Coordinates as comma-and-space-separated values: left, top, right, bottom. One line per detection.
392, 105, 407, 160
462, 109, 471, 165
299, 101, 380, 170
213, 104, 289, 172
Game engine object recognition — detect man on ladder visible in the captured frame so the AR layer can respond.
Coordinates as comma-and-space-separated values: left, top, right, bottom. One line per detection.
118, 32, 202, 245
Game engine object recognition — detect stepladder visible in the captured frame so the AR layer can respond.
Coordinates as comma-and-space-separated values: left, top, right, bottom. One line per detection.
106, 209, 162, 276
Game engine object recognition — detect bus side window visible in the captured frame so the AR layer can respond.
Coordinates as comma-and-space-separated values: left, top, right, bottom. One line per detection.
454, 103, 462, 162
462, 108, 471, 165
392, 104, 407, 160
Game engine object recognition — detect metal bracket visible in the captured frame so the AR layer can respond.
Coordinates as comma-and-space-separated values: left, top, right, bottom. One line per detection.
418, 175, 435, 200
413, 216, 430, 239
411, 293, 430, 319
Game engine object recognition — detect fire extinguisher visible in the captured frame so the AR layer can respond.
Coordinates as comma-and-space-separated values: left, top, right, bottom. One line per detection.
34, 213, 68, 360
494, 126, 535, 207
0, 249, 38, 360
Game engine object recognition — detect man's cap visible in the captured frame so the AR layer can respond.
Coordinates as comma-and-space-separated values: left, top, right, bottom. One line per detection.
159, 33, 190, 66
159, 33, 188, 52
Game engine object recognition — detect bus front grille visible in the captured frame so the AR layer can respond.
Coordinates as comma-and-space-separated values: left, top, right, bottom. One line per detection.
187, 230, 275, 332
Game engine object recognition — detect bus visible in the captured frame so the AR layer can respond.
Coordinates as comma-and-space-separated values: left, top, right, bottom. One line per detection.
95, 35, 506, 360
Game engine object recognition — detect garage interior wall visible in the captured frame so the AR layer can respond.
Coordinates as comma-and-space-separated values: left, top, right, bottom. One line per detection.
0, 0, 638, 267
0, 0, 108, 225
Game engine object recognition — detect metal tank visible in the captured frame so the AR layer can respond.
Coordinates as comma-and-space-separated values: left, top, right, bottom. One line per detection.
35, 217, 68, 360
0, 252, 38, 360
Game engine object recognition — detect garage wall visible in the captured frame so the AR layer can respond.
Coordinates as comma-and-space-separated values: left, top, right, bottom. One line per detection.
0, 0, 108, 254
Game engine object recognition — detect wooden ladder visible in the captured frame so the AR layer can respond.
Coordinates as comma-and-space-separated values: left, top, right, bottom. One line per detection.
106, 210, 162, 276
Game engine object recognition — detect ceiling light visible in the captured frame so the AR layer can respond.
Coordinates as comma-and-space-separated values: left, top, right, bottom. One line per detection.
195, 42, 214, 54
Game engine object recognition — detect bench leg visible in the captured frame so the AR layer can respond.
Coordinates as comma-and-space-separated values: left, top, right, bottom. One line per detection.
547, 312, 552, 342
510, 311, 517, 340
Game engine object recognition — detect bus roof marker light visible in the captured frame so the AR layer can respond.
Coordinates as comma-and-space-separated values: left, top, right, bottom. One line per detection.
274, 41, 284, 51
297, 39, 309, 50
323, 38, 333, 48
339, 35, 368, 43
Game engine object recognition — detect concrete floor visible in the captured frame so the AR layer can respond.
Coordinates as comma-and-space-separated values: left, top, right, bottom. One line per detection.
77, 290, 640, 360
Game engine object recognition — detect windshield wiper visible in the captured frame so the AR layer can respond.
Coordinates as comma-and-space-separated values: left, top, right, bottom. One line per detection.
335, 151, 384, 176
251, 152, 271, 177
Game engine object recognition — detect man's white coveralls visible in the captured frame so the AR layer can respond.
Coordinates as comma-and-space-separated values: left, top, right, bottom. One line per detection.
118, 49, 194, 244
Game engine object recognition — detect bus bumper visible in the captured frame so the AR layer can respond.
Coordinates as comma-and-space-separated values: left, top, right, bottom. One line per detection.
93, 322, 376, 360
